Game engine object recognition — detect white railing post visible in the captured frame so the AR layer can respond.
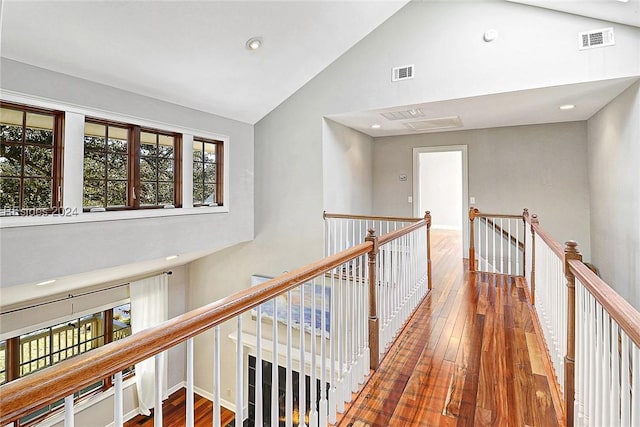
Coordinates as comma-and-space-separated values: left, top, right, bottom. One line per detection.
186, 338, 194, 427
213, 326, 221, 427
114, 371, 123, 427
154, 354, 163, 427
64, 394, 74, 427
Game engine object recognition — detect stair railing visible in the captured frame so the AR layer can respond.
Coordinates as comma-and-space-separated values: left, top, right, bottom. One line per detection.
471, 208, 640, 427
468, 208, 526, 275
0, 215, 431, 427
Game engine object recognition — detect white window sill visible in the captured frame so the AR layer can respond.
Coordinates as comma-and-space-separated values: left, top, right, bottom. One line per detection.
0, 205, 229, 229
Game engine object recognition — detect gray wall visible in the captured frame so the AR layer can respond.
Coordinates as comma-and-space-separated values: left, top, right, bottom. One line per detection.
587, 81, 640, 310
372, 122, 592, 259
323, 119, 373, 215
0, 59, 254, 293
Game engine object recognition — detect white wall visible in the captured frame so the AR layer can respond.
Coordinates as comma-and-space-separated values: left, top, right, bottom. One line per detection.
323, 119, 373, 215
587, 81, 640, 310
0, 59, 254, 294
373, 122, 592, 259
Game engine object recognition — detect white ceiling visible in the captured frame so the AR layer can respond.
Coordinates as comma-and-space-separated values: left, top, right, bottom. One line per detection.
0, 0, 409, 124
507, 0, 640, 29
327, 77, 640, 137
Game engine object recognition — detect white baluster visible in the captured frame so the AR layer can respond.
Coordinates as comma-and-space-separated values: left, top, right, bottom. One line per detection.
310, 282, 319, 427
507, 219, 512, 275
320, 276, 329, 427
595, 304, 603, 426
236, 317, 243, 427
256, 305, 263, 427
300, 285, 307, 427
64, 394, 74, 427
631, 344, 640, 426
213, 326, 221, 427
610, 321, 620, 427
186, 338, 194, 427
272, 299, 279, 427
621, 333, 630, 427
601, 310, 611, 423
154, 354, 163, 427
114, 371, 123, 427
286, 292, 293, 425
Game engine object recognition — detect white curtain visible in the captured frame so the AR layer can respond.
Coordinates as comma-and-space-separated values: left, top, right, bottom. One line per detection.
130, 274, 169, 416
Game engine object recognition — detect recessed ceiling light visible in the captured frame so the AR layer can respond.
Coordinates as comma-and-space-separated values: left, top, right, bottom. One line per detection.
371, 124, 381, 129
166, 255, 179, 261
36, 279, 56, 286
246, 37, 263, 51
560, 104, 576, 110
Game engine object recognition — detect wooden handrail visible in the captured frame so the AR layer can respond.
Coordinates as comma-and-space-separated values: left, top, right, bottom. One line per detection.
323, 211, 421, 223
378, 218, 428, 246
473, 212, 523, 219
0, 218, 430, 424
524, 213, 564, 259
0, 242, 373, 424
569, 259, 640, 348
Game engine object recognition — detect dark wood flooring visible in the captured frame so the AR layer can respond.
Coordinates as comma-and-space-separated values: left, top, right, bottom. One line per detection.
336, 230, 563, 427
123, 388, 234, 426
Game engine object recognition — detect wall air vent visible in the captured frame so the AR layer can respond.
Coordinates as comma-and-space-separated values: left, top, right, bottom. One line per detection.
392, 64, 414, 82
403, 116, 463, 132
578, 28, 614, 50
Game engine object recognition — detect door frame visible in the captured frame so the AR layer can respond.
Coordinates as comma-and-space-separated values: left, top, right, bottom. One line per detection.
412, 145, 469, 256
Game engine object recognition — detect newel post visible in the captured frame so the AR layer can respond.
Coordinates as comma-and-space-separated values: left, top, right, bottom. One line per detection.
365, 229, 380, 370
530, 214, 538, 305
469, 208, 479, 271
564, 240, 581, 427
425, 211, 432, 291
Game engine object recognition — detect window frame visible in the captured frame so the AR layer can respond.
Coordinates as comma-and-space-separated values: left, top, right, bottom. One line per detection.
2, 303, 132, 426
0, 93, 231, 228
192, 136, 223, 207
83, 118, 182, 211
0, 101, 64, 213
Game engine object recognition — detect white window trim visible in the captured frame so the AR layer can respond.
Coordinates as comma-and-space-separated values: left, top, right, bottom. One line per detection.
0, 90, 230, 229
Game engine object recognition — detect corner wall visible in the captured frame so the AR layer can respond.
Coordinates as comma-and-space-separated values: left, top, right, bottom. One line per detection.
372, 122, 592, 259
587, 81, 640, 310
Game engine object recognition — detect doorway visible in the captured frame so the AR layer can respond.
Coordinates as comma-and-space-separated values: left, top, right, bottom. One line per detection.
413, 145, 468, 254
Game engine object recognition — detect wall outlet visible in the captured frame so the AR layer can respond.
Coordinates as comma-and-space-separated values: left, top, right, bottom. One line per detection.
470, 196, 476, 204
408, 196, 413, 203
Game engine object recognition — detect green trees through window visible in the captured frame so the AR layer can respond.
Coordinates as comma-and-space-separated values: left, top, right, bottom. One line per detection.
0, 103, 62, 211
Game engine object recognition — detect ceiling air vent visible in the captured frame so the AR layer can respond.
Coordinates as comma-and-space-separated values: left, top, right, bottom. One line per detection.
403, 116, 463, 132
381, 108, 424, 121
578, 28, 614, 50
392, 64, 414, 82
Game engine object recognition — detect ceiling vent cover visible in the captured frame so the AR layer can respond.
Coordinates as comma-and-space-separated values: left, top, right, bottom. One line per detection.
392, 64, 414, 82
381, 108, 424, 121
578, 28, 614, 50
403, 116, 463, 132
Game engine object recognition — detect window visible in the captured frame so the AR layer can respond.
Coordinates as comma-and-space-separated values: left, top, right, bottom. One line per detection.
0, 102, 63, 212
140, 130, 178, 207
3, 303, 132, 426
83, 122, 130, 208
83, 119, 181, 210
193, 137, 223, 206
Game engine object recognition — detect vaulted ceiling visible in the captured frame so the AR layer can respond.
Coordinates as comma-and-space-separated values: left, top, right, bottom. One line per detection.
1, 0, 638, 127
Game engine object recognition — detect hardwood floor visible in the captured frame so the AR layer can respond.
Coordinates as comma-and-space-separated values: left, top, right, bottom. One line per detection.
124, 230, 562, 427
123, 388, 235, 427
336, 229, 563, 427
